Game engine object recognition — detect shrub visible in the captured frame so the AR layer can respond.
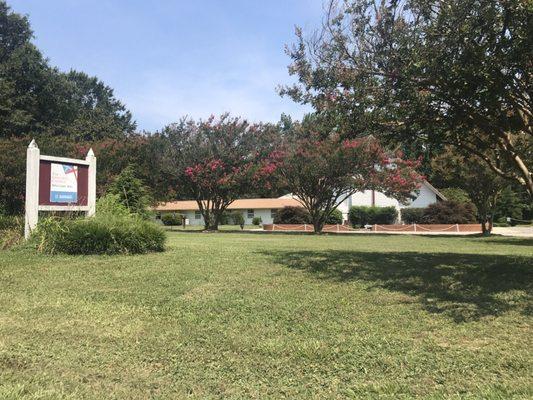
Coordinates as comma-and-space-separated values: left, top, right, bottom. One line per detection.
219, 211, 231, 225
348, 206, 398, 227
161, 213, 183, 226
373, 207, 398, 224
252, 216, 262, 225
33, 215, 165, 255
422, 200, 477, 224
348, 206, 371, 227
273, 206, 311, 224
324, 208, 343, 224
107, 165, 153, 218
230, 212, 245, 228
401, 208, 426, 224
96, 194, 130, 218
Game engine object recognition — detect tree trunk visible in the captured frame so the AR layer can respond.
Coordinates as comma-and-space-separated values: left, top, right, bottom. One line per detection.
202, 210, 210, 230
481, 221, 489, 235
481, 217, 492, 236
312, 218, 324, 233
210, 212, 220, 231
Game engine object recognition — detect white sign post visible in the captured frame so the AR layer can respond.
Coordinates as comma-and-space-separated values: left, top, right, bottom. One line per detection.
24, 140, 40, 239
86, 148, 96, 217
24, 140, 96, 239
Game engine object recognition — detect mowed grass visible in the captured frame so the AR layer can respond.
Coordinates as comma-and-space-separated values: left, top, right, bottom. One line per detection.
0, 233, 532, 399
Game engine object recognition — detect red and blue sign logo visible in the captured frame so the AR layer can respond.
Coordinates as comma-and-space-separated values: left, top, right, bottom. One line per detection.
50, 163, 78, 203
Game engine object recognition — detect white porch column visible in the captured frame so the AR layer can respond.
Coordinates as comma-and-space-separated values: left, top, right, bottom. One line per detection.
24, 140, 40, 239
86, 148, 96, 217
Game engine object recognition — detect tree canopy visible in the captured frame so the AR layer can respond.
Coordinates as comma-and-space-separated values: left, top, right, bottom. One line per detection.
0, 2, 149, 213
163, 114, 279, 230
0, 1, 135, 140
273, 121, 423, 232
281, 0, 532, 195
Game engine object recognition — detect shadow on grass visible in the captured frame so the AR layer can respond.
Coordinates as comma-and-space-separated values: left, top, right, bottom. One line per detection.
481, 237, 533, 247
259, 249, 532, 323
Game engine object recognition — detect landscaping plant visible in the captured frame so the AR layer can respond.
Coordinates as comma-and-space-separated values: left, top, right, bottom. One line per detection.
33, 194, 165, 255
324, 208, 343, 225
161, 213, 183, 226
164, 115, 281, 230
273, 125, 421, 232
349, 206, 398, 227
273, 206, 311, 225
422, 201, 477, 225
400, 208, 426, 225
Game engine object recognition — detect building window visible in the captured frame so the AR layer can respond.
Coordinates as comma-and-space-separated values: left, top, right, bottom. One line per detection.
155, 212, 161, 220
271, 209, 277, 219
247, 209, 254, 219
195, 211, 201, 220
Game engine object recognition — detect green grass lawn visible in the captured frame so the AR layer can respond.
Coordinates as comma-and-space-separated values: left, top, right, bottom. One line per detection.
0, 233, 532, 399
164, 224, 261, 231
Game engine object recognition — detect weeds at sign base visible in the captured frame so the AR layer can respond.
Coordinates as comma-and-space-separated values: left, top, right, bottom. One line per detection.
33, 214, 165, 255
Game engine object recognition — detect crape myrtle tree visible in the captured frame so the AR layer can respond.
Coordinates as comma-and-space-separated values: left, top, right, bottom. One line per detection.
271, 124, 423, 233
163, 114, 280, 230
432, 147, 509, 235
280, 0, 532, 196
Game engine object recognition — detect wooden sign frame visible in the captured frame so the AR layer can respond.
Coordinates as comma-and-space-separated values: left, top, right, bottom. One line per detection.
24, 140, 96, 239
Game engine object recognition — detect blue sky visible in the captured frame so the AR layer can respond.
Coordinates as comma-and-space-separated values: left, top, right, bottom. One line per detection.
10, 0, 323, 132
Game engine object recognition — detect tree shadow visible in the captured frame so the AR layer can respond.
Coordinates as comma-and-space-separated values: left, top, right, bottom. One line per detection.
259, 249, 532, 323
481, 237, 533, 247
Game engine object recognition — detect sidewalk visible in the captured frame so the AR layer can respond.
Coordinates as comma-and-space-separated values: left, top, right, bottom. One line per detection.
492, 226, 533, 238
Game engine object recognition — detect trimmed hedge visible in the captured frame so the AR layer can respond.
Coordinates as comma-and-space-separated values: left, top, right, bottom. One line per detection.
324, 208, 343, 224
252, 216, 262, 225
348, 206, 398, 227
161, 213, 183, 226
33, 215, 166, 255
401, 208, 426, 224
274, 206, 311, 224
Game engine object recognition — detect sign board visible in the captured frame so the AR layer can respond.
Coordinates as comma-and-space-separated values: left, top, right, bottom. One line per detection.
50, 163, 78, 203
24, 140, 96, 239
37, 160, 89, 206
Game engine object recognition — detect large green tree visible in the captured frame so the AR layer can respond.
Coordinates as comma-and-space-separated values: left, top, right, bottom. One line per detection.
0, 1, 146, 214
281, 0, 532, 195
0, 1, 135, 140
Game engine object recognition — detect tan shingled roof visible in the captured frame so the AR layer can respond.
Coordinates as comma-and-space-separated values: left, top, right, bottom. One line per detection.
154, 198, 302, 211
